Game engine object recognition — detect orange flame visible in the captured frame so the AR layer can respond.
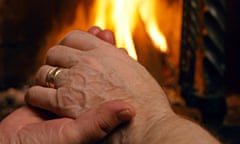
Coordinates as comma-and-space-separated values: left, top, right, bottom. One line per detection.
92, 0, 168, 60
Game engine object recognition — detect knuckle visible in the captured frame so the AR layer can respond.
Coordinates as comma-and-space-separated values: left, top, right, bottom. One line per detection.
57, 88, 78, 108
46, 46, 58, 61
62, 30, 82, 42
67, 30, 82, 36
26, 86, 37, 96
96, 115, 114, 135
35, 65, 47, 83
56, 87, 87, 117
80, 56, 98, 66
25, 87, 37, 103
94, 105, 117, 134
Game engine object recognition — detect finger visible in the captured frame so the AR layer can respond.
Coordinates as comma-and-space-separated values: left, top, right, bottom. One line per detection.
19, 101, 135, 144
34, 65, 68, 87
59, 30, 107, 51
96, 29, 116, 45
26, 86, 86, 118
88, 26, 116, 45
88, 26, 127, 54
88, 28, 128, 55
35, 65, 54, 86
25, 86, 59, 114
45, 45, 82, 67
69, 100, 136, 143
88, 26, 102, 35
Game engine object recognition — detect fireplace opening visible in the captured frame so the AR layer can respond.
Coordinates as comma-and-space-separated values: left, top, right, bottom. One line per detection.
46, 0, 183, 90
0, 0, 240, 143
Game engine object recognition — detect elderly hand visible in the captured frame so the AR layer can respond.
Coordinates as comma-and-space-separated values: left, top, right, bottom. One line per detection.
25, 27, 175, 143
0, 100, 135, 144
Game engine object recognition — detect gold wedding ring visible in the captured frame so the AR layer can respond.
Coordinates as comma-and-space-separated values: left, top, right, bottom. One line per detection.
46, 67, 63, 88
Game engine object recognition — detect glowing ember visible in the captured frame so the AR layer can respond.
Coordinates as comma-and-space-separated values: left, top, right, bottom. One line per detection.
92, 0, 168, 60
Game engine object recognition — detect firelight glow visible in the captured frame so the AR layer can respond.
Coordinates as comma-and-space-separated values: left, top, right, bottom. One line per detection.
92, 0, 168, 60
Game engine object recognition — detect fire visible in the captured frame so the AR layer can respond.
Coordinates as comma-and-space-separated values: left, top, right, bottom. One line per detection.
92, 0, 168, 60
139, 0, 168, 53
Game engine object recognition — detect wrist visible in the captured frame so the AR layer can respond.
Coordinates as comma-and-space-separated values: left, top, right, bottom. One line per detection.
153, 115, 220, 144
117, 102, 176, 144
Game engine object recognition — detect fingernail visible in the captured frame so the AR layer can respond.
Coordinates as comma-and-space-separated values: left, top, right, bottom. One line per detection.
117, 109, 135, 121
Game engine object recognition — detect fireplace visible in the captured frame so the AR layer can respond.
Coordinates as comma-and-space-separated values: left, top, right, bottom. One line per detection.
45, 0, 183, 89
0, 0, 239, 128
45, 1, 227, 125
0, 0, 224, 90
179, 0, 227, 125
0, 0, 240, 142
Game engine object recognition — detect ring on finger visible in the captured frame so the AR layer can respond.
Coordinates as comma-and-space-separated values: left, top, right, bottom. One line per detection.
45, 67, 63, 88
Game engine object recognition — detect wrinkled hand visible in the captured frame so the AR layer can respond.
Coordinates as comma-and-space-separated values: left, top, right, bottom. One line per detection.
26, 27, 175, 143
0, 100, 135, 144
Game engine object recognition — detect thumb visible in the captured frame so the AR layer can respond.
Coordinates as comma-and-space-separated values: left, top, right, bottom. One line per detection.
14, 101, 134, 144
67, 100, 135, 143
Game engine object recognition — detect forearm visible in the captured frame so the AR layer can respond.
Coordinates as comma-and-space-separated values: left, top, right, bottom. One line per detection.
145, 115, 220, 144
102, 90, 220, 144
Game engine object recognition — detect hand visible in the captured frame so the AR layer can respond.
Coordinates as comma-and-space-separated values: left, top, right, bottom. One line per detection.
25, 27, 175, 143
0, 100, 135, 144
26, 26, 173, 116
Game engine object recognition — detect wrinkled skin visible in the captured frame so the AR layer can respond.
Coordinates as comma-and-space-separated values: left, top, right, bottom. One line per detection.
0, 27, 135, 144
26, 27, 175, 144
0, 100, 135, 144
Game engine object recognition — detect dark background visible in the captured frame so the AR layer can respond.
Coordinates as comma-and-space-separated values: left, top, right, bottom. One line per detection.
226, 0, 240, 94
0, 0, 80, 89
